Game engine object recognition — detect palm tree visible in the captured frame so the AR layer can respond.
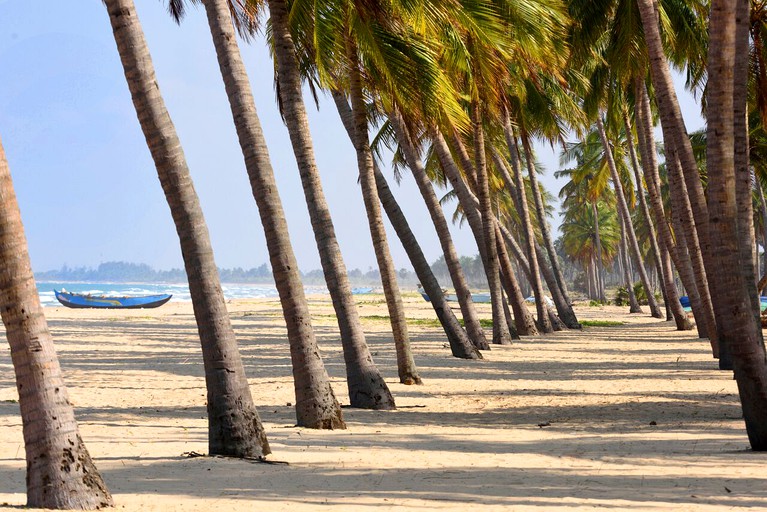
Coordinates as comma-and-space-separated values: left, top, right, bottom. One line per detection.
431, 128, 538, 336
497, 117, 552, 332
0, 136, 112, 509
331, 92, 480, 361
595, 116, 663, 317
705, 0, 767, 449
105, 0, 272, 453
635, 0, 721, 341
386, 108, 490, 349
266, 0, 396, 405
197, 0, 345, 428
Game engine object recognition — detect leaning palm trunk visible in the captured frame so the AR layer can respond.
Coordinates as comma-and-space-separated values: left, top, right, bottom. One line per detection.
636, 0, 711, 255
386, 109, 489, 348
592, 202, 606, 302
201, 0, 345, 428
519, 132, 572, 306
344, 38, 417, 362
494, 222, 535, 337
267, 0, 395, 406
733, 0, 760, 323
106, 0, 272, 452
431, 129, 538, 336
619, 217, 643, 313
624, 109, 691, 329
636, 0, 724, 342
470, 101, 513, 345
706, 0, 767, 449
634, 78, 703, 334
331, 94, 478, 361
0, 135, 112, 509
373, 168, 482, 359
498, 120, 551, 332
493, 148, 579, 328
595, 117, 662, 318
496, 222, 567, 329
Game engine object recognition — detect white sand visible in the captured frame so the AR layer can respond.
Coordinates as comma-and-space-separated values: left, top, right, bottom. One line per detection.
1, 295, 765, 510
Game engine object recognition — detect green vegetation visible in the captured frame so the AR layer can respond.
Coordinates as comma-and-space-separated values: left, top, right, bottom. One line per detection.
580, 320, 625, 327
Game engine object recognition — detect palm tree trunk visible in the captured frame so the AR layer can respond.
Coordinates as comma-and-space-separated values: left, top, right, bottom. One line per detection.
373, 166, 482, 358
634, 77, 698, 332
496, 222, 567, 329
595, 117, 662, 318
667, 150, 721, 356
470, 100, 513, 345
201, 0, 345, 428
592, 201, 606, 302
625, 107, 690, 328
267, 0, 396, 405
620, 216, 643, 312
494, 223, 534, 338
344, 36, 418, 360
519, 132, 572, 306
499, 116, 552, 332
431, 129, 538, 336
107, 0, 275, 449
332, 95, 480, 360
707, 0, 767, 449
636, 0, 712, 262
0, 135, 112, 509
758, 184, 767, 289
386, 108, 489, 348
734, 0, 760, 321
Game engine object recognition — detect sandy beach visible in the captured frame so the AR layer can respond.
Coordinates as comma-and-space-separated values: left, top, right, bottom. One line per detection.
0, 294, 765, 511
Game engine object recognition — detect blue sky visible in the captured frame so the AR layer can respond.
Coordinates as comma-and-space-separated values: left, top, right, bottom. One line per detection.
0, 1, 705, 274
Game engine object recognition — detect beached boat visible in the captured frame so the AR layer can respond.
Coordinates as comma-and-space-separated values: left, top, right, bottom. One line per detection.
54, 289, 172, 309
351, 287, 374, 295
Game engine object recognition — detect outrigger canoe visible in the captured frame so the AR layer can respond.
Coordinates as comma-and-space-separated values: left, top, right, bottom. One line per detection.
54, 289, 172, 309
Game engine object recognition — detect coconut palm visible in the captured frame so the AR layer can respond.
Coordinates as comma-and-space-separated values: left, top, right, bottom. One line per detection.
385, 108, 490, 349
705, 0, 767, 449
104, 0, 272, 453
595, 115, 663, 317
194, 0, 345, 427
265, 0, 398, 402
331, 92, 480, 360
0, 135, 112, 509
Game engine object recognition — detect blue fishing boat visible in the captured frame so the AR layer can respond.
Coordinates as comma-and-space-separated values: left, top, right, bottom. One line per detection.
54, 289, 172, 309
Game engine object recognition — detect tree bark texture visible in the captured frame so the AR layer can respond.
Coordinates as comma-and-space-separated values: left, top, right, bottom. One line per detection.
386, 109, 489, 349
0, 135, 112, 509
470, 101, 513, 344
202, 0, 345, 428
107, 0, 273, 451
267, 0, 396, 406
706, 0, 767, 449
498, 117, 552, 332
344, 37, 419, 363
431, 129, 538, 336
624, 108, 691, 328
595, 117, 662, 318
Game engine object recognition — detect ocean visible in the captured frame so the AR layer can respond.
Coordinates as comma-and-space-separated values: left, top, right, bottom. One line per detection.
37, 281, 330, 308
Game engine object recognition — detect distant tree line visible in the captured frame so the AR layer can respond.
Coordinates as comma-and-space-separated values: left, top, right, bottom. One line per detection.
34, 259, 492, 289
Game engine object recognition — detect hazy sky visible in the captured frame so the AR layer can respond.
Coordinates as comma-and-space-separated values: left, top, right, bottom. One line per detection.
0, 1, 705, 274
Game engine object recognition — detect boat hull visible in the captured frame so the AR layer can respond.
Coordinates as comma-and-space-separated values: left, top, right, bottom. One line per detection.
54, 290, 172, 309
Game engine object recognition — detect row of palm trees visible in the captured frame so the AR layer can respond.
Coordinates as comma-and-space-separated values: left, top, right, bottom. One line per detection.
1, 0, 766, 507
